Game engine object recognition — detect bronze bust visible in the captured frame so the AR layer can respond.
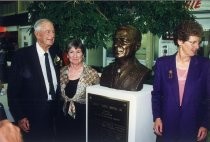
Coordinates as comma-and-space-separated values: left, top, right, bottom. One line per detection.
100, 25, 151, 91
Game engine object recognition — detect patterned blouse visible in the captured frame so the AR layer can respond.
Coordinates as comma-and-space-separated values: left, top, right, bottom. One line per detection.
60, 63, 100, 118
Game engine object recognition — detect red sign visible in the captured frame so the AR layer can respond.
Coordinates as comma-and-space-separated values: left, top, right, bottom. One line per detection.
0, 26, 6, 32
185, 0, 201, 9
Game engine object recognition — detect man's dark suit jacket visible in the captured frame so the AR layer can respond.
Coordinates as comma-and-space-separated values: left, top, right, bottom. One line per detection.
7, 45, 60, 141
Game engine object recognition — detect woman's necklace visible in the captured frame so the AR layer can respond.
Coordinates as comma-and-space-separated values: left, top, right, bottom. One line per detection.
68, 64, 83, 80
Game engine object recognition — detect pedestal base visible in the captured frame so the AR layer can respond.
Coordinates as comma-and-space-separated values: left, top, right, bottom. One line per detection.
86, 84, 156, 142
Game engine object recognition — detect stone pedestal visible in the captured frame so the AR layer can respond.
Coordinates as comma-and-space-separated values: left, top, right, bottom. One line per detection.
86, 84, 156, 142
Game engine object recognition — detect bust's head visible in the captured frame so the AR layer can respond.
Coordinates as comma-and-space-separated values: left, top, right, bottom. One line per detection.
113, 25, 142, 59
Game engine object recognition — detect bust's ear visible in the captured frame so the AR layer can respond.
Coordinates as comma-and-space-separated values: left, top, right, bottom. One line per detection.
135, 43, 141, 51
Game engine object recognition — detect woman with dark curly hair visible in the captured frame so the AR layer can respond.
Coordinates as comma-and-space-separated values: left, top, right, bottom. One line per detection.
152, 20, 210, 142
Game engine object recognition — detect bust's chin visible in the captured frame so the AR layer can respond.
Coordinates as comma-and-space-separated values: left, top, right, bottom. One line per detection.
115, 55, 134, 61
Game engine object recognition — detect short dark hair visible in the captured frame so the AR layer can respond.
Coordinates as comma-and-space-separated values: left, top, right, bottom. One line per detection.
173, 20, 203, 46
67, 39, 85, 55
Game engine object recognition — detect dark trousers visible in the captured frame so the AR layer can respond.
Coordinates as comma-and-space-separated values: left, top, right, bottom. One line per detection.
22, 101, 57, 142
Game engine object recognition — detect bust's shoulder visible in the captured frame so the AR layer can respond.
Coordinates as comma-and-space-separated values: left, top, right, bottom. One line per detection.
134, 59, 151, 73
137, 63, 150, 70
103, 62, 115, 71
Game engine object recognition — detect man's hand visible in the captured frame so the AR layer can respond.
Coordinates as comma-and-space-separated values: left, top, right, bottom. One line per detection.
18, 117, 30, 133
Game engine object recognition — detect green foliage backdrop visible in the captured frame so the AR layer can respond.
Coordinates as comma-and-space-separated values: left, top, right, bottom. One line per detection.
27, 1, 194, 50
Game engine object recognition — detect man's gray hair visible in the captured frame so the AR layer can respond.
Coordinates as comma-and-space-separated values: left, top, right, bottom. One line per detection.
34, 19, 53, 32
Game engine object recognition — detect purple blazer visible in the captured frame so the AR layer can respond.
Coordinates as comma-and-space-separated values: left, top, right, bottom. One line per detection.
152, 54, 210, 142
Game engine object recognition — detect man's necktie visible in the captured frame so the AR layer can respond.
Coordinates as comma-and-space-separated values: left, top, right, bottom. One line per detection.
44, 53, 55, 100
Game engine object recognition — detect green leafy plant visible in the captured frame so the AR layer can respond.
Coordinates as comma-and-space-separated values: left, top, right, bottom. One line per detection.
27, 1, 195, 51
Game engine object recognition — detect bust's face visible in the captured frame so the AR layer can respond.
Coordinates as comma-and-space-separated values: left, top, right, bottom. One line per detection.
113, 28, 137, 59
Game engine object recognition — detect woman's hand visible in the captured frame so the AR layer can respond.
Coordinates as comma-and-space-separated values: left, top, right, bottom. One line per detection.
197, 127, 207, 142
153, 118, 163, 136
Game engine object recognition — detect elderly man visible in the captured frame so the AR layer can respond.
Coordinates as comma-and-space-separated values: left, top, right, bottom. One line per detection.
7, 19, 60, 142
100, 25, 150, 91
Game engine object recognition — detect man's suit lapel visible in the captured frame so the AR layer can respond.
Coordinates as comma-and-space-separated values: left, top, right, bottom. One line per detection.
30, 45, 48, 96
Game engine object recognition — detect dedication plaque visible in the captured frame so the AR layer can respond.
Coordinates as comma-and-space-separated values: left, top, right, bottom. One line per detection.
88, 93, 129, 142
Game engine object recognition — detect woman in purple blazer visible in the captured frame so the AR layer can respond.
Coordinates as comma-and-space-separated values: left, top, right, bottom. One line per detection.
152, 20, 210, 142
